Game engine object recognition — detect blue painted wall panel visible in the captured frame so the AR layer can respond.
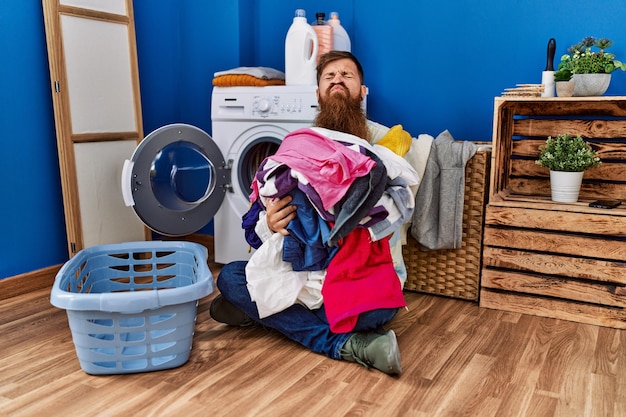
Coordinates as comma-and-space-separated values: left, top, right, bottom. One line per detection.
2, 0, 626, 278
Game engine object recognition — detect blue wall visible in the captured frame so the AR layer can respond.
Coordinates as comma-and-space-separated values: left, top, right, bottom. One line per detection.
0, 2, 67, 279
2, 0, 626, 278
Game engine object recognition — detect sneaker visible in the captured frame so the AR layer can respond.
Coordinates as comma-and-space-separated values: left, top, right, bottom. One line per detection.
340, 329, 402, 375
209, 294, 255, 327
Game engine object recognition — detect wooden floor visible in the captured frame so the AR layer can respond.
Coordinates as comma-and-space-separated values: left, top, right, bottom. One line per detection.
2, 250, 626, 416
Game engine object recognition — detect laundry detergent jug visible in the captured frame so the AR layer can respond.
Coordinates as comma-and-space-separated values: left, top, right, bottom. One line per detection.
328, 12, 351, 52
312, 12, 333, 64
285, 9, 319, 85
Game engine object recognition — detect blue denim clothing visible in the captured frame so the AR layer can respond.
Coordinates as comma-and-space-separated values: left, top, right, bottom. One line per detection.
283, 190, 339, 271
216, 261, 399, 360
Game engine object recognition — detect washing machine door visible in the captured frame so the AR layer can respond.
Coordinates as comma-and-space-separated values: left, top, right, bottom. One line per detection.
121, 123, 227, 236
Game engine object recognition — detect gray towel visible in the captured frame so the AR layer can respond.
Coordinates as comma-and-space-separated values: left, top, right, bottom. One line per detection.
410, 130, 477, 250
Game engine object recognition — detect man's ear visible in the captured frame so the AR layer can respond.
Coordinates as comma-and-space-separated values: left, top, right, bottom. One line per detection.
316, 88, 320, 102
360, 85, 367, 100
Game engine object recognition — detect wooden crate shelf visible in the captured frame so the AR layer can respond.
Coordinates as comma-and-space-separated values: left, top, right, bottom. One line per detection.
480, 96, 626, 328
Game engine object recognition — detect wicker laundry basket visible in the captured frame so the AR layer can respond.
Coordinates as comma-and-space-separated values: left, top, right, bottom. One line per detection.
402, 146, 491, 301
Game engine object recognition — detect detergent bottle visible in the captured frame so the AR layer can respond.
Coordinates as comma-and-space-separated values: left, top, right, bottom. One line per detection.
327, 12, 351, 52
285, 9, 319, 85
312, 12, 333, 63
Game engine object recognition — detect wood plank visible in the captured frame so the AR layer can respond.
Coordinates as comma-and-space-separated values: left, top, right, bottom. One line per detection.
484, 205, 626, 235
482, 247, 626, 285
504, 177, 626, 200
0, 289, 622, 416
0, 264, 61, 301
537, 321, 598, 415
513, 118, 626, 139
487, 194, 623, 211
479, 289, 626, 329
481, 269, 626, 308
496, 96, 626, 117
512, 138, 626, 161
510, 158, 626, 182
490, 99, 513, 197
483, 227, 626, 261
5, 237, 626, 416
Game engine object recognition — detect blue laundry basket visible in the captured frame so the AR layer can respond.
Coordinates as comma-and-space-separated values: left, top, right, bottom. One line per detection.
51, 241, 214, 375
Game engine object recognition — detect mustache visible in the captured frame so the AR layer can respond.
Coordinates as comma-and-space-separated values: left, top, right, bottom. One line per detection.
327, 82, 347, 93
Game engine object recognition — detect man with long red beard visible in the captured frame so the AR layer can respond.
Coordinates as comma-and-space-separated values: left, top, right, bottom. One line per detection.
210, 51, 407, 375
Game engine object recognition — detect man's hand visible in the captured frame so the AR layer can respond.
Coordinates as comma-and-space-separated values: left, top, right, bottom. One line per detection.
266, 196, 297, 235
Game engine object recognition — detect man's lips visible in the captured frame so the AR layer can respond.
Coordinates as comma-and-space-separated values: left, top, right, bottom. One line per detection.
330, 84, 347, 94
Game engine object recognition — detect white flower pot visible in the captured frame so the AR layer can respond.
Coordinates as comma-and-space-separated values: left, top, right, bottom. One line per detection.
550, 170, 584, 202
571, 73, 611, 97
556, 81, 576, 97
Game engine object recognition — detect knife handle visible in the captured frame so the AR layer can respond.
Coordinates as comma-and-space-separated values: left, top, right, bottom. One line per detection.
546, 38, 556, 71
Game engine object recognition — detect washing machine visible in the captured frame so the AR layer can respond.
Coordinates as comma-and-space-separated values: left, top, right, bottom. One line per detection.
211, 85, 319, 263
121, 85, 320, 264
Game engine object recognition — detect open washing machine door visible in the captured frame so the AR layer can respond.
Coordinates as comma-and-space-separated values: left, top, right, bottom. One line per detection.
121, 123, 227, 236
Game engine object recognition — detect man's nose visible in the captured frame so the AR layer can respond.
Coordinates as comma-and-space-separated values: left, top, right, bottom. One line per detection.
330, 73, 345, 83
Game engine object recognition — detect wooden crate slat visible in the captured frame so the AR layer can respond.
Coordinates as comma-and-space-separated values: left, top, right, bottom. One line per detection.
499, 97, 626, 117
479, 289, 626, 329
483, 227, 626, 261
505, 177, 626, 200
485, 205, 626, 235
510, 158, 626, 181
513, 118, 626, 139
483, 246, 626, 285
481, 269, 626, 308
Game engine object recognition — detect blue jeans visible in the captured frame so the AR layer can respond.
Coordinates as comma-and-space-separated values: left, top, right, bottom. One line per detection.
216, 261, 399, 360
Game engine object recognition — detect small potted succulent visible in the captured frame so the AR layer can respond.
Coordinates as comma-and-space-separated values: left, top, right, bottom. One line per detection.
553, 68, 574, 97
557, 37, 626, 96
536, 133, 601, 202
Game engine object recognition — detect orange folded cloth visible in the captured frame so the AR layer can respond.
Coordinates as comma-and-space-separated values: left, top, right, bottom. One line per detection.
212, 74, 285, 87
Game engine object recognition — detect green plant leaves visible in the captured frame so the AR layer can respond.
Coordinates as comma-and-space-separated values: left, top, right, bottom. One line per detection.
536, 134, 601, 172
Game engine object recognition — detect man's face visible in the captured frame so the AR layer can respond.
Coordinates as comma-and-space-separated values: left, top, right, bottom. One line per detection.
317, 58, 365, 103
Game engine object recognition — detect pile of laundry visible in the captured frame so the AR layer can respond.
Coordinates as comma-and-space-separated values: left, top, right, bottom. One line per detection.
243, 126, 418, 332
237, 119, 489, 332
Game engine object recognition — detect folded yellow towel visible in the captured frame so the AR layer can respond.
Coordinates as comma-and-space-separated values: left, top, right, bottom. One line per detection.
376, 124, 412, 157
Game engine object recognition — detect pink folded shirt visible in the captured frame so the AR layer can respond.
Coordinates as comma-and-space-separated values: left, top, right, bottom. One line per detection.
264, 128, 376, 211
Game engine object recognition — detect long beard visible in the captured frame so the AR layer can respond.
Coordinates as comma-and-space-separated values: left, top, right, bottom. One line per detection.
314, 88, 368, 140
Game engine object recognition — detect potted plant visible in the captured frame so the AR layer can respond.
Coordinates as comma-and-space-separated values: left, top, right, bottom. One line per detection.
554, 68, 574, 97
536, 133, 601, 202
557, 37, 626, 96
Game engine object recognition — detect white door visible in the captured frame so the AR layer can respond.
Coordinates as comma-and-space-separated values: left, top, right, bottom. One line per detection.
42, 0, 146, 256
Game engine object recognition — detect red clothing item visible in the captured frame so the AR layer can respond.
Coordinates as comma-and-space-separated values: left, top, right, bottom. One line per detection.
322, 228, 406, 333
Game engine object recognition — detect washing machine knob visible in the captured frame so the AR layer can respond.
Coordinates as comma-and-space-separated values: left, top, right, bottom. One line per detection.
256, 98, 272, 113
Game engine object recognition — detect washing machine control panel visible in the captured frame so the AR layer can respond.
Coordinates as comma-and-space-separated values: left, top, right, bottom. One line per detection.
253, 95, 318, 118
212, 86, 319, 122
254, 96, 274, 113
